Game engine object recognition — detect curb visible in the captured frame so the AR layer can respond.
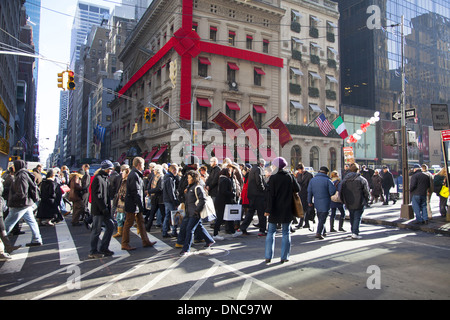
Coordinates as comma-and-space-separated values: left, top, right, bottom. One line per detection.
362, 216, 450, 236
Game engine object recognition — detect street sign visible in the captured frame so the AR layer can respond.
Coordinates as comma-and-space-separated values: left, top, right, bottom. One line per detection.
431, 104, 450, 131
391, 108, 416, 121
441, 129, 450, 142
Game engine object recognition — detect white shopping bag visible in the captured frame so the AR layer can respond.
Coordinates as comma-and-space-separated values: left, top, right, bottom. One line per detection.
223, 204, 242, 221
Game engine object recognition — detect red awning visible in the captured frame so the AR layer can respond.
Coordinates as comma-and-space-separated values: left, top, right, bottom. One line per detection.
198, 57, 211, 65
226, 101, 240, 111
197, 98, 212, 107
227, 62, 239, 70
152, 145, 168, 162
253, 105, 267, 114
145, 147, 158, 162
254, 67, 266, 75
246, 35, 253, 40
229, 31, 236, 36
236, 146, 257, 162
213, 145, 233, 160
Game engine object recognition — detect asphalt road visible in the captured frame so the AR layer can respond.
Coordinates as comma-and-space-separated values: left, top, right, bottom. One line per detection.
1, 212, 449, 305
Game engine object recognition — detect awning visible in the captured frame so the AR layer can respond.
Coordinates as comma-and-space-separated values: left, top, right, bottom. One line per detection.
152, 145, 168, 162
327, 106, 339, 114
253, 105, 267, 114
292, 37, 303, 44
213, 145, 233, 160
145, 147, 158, 162
141, 150, 149, 159
290, 100, 304, 110
310, 43, 321, 49
326, 75, 338, 83
227, 62, 239, 70
309, 104, 322, 112
237, 146, 257, 162
291, 9, 302, 18
197, 97, 212, 107
327, 21, 338, 28
259, 147, 277, 161
246, 35, 253, 40
254, 67, 266, 75
290, 67, 303, 76
328, 47, 339, 55
226, 101, 240, 111
229, 30, 236, 36
309, 71, 322, 80
311, 16, 321, 23
198, 57, 211, 65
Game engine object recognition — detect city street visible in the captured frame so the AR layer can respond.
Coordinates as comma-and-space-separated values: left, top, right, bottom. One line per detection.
1, 198, 449, 304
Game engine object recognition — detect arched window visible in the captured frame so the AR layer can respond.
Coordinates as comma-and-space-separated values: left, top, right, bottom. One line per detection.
290, 145, 302, 170
310, 146, 319, 170
329, 147, 337, 172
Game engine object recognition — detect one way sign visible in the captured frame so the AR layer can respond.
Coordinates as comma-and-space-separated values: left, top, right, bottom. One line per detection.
391, 108, 416, 121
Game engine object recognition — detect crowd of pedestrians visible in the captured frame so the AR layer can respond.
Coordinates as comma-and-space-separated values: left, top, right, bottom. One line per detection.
0, 156, 445, 263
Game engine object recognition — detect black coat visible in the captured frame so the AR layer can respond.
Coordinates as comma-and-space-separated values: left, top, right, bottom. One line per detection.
296, 170, 313, 207
148, 175, 163, 205
214, 176, 236, 216
410, 170, 430, 197
37, 178, 62, 219
185, 184, 206, 218
247, 165, 266, 199
162, 171, 180, 206
340, 172, 370, 210
265, 170, 300, 224
124, 168, 145, 213
205, 165, 220, 197
91, 170, 111, 216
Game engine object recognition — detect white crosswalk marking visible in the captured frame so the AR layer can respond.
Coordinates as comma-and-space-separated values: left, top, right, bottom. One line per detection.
0, 224, 31, 274
55, 220, 80, 265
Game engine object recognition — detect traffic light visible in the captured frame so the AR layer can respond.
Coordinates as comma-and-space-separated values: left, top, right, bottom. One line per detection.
57, 71, 66, 90
8, 156, 20, 162
150, 107, 157, 123
67, 70, 75, 90
144, 107, 150, 123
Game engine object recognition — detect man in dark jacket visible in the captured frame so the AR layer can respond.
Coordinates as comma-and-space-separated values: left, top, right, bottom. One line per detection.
381, 166, 396, 205
410, 164, 431, 224
121, 157, 156, 251
205, 157, 220, 200
340, 163, 370, 239
4, 160, 42, 247
295, 162, 314, 229
89, 160, 115, 258
162, 163, 180, 238
240, 158, 267, 236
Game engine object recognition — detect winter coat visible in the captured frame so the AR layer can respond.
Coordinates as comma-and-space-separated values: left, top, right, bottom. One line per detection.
296, 170, 313, 207
114, 177, 127, 213
108, 170, 121, 199
381, 170, 395, 189
434, 174, 445, 195
265, 170, 300, 224
90, 170, 111, 216
68, 174, 83, 202
410, 170, 430, 197
247, 165, 266, 199
185, 183, 206, 218
205, 165, 221, 197
214, 176, 236, 218
340, 172, 370, 210
162, 171, 180, 206
307, 172, 336, 213
371, 175, 383, 197
124, 168, 145, 214
8, 160, 38, 208
37, 178, 62, 219
148, 175, 164, 205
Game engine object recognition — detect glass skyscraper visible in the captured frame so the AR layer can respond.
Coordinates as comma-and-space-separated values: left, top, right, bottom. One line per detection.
338, 0, 450, 169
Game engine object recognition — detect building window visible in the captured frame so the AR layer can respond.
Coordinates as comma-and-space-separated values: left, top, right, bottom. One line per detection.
309, 15, 319, 38
310, 146, 319, 170
263, 39, 269, 53
229, 31, 236, 46
254, 67, 265, 86
210, 27, 217, 42
198, 57, 210, 77
246, 35, 253, 50
290, 145, 302, 169
329, 147, 337, 172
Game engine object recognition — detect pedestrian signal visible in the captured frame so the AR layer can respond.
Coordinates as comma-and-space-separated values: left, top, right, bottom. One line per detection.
67, 70, 75, 90
57, 72, 66, 90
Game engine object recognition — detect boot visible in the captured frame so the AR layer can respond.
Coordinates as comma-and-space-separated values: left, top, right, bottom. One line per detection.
329, 218, 337, 232
136, 214, 156, 247
121, 226, 136, 251
113, 226, 123, 238
338, 218, 346, 232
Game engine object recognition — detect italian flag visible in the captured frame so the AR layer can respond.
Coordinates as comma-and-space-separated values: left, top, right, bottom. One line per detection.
332, 116, 349, 139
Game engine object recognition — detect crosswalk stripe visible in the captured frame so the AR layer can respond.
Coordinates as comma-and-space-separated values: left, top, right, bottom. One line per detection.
55, 220, 80, 265
0, 225, 31, 274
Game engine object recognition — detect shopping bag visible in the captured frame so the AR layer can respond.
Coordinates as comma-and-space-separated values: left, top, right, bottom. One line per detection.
223, 204, 242, 221
292, 193, 304, 218
195, 186, 216, 222
171, 209, 185, 226
440, 185, 449, 198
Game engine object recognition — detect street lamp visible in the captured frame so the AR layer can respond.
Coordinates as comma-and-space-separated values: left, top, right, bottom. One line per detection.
190, 76, 211, 157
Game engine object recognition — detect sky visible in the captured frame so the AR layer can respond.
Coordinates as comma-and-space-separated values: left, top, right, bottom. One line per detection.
36, 0, 116, 164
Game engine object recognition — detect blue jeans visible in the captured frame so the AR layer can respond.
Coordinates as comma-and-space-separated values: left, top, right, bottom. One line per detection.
348, 209, 364, 235
265, 222, 291, 261
316, 211, 329, 235
90, 215, 114, 254
182, 216, 214, 252
411, 195, 428, 222
163, 202, 177, 236
5, 206, 42, 244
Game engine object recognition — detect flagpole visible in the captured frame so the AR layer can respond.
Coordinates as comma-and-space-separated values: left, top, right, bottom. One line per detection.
307, 113, 321, 127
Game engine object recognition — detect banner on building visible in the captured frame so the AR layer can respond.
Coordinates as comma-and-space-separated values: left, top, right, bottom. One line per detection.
212, 112, 241, 137
268, 117, 293, 148
240, 115, 264, 149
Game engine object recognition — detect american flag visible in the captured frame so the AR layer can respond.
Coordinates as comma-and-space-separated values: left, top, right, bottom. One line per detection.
20, 135, 28, 152
315, 113, 334, 136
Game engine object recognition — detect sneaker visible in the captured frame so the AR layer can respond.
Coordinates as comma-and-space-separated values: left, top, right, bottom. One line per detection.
232, 231, 243, 237
0, 253, 12, 261
213, 235, 224, 241
204, 241, 215, 248
26, 242, 42, 247
258, 232, 267, 237
99, 249, 114, 257
88, 252, 104, 259
351, 233, 362, 239
180, 251, 191, 256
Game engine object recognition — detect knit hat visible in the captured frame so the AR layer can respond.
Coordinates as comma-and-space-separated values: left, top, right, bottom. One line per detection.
319, 166, 329, 173
101, 160, 114, 170
272, 157, 287, 169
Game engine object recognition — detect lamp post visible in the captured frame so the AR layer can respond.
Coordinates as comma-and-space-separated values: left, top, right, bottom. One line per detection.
190, 76, 211, 156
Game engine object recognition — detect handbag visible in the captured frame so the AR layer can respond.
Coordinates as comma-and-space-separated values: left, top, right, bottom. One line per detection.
440, 185, 449, 198
289, 174, 304, 218
331, 191, 341, 203
195, 186, 216, 221
223, 204, 242, 221
305, 204, 316, 222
